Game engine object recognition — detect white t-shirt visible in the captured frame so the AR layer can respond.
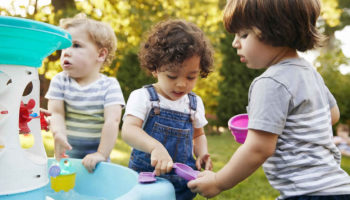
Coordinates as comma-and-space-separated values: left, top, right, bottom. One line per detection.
123, 87, 208, 128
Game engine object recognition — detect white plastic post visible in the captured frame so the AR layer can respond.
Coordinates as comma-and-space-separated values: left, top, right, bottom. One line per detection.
0, 64, 48, 195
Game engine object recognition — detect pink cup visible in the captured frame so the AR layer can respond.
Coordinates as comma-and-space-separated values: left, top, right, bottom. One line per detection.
228, 114, 249, 144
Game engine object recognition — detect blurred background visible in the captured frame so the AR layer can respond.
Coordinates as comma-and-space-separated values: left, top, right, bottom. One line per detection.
1, 0, 350, 131
3, 1, 350, 199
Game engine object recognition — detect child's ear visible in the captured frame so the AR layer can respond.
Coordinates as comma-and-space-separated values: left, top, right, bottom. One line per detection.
97, 48, 108, 62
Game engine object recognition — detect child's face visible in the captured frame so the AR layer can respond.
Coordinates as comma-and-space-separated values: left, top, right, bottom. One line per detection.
60, 25, 102, 80
338, 131, 349, 138
232, 29, 287, 69
153, 56, 200, 101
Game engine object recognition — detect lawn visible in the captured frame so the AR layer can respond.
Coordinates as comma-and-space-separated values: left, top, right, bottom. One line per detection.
40, 131, 350, 200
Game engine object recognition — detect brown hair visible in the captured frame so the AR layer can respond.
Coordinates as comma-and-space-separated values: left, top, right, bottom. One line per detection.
138, 19, 214, 78
60, 13, 117, 67
223, 0, 325, 52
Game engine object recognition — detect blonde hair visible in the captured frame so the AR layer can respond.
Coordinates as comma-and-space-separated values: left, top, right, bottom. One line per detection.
60, 13, 117, 67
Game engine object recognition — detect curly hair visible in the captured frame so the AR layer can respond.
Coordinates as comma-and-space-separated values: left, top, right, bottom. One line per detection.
223, 0, 325, 52
60, 13, 117, 67
138, 19, 214, 78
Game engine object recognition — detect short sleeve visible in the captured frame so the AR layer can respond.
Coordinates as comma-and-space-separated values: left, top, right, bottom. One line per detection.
104, 78, 125, 108
193, 96, 208, 128
324, 85, 337, 108
45, 73, 65, 100
247, 78, 291, 135
123, 89, 151, 122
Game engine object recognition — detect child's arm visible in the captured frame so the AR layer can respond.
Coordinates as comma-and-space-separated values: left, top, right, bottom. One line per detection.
330, 105, 340, 125
193, 128, 212, 170
188, 129, 278, 198
82, 104, 122, 173
122, 115, 173, 176
48, 99, 72, 160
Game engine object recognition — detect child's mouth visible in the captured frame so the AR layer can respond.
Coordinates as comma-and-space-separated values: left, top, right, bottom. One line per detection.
240, 56, 246, 63
173, 91, 184, 97
63, 60, 72, 67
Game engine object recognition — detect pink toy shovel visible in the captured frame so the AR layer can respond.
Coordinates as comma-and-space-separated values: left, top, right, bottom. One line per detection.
138, 163, 200, 183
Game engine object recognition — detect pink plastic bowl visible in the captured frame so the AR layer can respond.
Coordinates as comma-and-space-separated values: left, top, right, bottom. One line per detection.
228, 114, 249, 144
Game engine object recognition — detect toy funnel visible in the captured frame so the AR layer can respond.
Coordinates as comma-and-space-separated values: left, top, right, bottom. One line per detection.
0, 16, 71, 195
228, 114, 249, 144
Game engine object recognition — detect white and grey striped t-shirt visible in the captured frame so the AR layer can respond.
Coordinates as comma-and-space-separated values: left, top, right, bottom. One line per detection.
247, 58, 350, 199
45, 72, 125, 138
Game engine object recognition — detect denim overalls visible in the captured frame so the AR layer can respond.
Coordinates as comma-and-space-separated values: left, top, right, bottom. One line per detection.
129, 85, 197, 200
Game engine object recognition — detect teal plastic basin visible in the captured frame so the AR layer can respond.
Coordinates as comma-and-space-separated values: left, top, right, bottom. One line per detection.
0, 16, 71, 67
0, 158, 176, 200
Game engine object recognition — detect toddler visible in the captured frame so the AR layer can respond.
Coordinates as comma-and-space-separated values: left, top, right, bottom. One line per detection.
122, 19, 213, 200
188, 0, 350, 199
46, 14, 125, 172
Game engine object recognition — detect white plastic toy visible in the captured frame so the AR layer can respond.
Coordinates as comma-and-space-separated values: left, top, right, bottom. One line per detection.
0, 16, 71, 195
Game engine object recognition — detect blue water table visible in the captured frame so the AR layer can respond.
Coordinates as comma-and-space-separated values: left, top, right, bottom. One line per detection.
0, 16, 175, 199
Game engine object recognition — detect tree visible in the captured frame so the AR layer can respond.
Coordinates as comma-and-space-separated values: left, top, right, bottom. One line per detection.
317, 0, 350, 124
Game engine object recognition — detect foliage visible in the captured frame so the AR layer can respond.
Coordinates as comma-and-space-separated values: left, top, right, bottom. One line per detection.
1, 0, 350, 124
116, 49, 155, 100
321, 0, 350, 33
317, 39, 350, 124
0, 0, 224, 116
317, 0, 350, 125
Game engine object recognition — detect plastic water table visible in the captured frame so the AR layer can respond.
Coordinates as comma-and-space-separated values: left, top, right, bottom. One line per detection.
1, 158, 175, 200
0, 16, 175, 199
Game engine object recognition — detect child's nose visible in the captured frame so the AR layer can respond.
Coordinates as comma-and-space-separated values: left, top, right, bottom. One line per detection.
62, 48, 72, 56
232, 36, 240, 48
176, 79, 186, 88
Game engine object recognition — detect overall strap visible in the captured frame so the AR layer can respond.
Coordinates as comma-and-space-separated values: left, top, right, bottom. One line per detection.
143, 84, 159, 101
143, 84, 160, 114
187, 92, 197, 111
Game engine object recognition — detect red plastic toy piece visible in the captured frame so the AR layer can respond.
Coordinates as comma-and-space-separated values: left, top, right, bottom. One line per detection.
40, 111, 49, 131
19, 99, 36, 133
1, 110, 8, 114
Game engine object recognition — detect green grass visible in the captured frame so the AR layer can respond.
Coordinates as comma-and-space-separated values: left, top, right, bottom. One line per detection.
41, 131, 350, 200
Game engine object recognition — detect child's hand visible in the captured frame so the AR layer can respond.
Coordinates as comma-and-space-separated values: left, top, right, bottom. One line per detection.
196, 153, 212, 171
187, 170, 222, 198
40, 108, 51, 117
150, 144, 173, 176
82, 152, 106, 173
54, 133, 72, 161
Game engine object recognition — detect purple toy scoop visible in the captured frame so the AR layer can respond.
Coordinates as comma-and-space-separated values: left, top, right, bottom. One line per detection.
173, 163, 199, 181
138, 172, 157, 183
138, 163, 199, 184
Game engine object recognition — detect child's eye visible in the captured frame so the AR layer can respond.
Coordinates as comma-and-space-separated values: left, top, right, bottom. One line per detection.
240, 33, 248, 39
167, 75, 177, 80
72, 43, 81, 48
187, 77, 196, 80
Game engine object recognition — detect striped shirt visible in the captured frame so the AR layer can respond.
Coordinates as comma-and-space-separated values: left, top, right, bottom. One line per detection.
45, 72, 125, 138
247, 58, 350, 199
